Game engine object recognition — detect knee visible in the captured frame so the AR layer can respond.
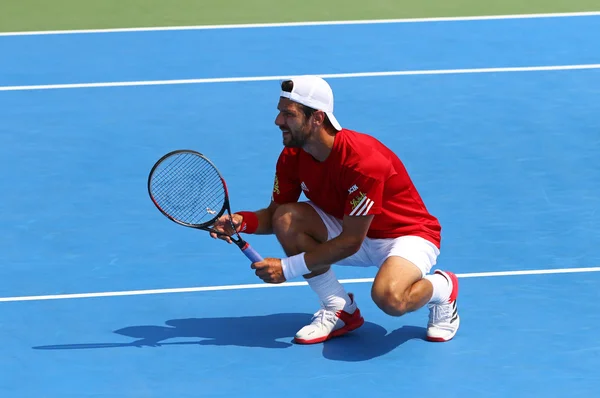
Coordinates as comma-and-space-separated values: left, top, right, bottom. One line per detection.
271, 203, 302, 237
371, 282, 409, 317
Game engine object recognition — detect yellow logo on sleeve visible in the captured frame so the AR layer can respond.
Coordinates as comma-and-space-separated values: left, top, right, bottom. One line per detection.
350, 192, 366, 210
273, 174, 280, 195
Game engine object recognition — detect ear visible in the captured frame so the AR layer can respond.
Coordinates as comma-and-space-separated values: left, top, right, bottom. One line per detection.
312, 110, 326, 126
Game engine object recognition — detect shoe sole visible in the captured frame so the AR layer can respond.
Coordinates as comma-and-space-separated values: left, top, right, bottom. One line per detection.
294, 316, 365, 345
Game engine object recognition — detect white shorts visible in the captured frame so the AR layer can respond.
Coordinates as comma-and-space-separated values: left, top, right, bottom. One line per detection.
307, 201, 440, 278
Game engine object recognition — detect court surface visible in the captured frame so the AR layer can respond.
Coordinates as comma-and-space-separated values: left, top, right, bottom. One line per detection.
1, 5, 600, 398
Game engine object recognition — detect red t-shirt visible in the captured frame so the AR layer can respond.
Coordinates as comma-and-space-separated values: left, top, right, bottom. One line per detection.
271, 129, 441, 248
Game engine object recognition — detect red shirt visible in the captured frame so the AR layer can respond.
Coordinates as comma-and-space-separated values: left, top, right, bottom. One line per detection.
272, 129, 441, 248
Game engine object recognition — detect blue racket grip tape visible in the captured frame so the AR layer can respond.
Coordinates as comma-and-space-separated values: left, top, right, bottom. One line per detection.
241, 244, 263, 263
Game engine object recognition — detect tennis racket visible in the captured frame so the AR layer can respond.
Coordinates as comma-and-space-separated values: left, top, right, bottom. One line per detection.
147, 149, 263, 263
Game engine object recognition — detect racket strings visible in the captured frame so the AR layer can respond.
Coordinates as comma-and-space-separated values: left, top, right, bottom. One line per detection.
153, 156, 203, 210
150, 152, 225, 225
159, 156, 222, 221
153, 161, 222, 224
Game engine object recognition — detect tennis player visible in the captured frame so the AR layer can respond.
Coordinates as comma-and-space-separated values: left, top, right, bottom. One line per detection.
211, 75, 459, 344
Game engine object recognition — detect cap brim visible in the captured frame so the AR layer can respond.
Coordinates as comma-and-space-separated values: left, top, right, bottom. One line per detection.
326, 112, 342, 131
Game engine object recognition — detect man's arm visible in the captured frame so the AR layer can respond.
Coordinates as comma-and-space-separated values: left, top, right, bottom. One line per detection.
247, 201, 280, 235
252, 213, 373, 283
210, 201, 280, 241
302, 214, 373, 271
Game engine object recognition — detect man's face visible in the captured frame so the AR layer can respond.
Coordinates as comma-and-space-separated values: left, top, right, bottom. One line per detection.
274, 98, 313, 148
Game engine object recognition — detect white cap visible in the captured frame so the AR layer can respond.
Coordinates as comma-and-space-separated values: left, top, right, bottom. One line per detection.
280, 75, 342, 131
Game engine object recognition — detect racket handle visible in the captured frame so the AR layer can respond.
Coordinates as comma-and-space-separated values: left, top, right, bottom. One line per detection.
240, 242, 264, 263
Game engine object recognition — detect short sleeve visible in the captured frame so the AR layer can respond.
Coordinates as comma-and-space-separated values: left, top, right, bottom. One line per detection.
341, 154, 390, 216
272, 148, 302, 204
344, 174, 384, 216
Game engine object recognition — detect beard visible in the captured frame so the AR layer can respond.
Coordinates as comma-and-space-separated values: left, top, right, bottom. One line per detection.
282, 125, 310, 148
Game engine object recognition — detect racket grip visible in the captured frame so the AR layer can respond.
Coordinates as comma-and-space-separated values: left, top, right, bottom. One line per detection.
241, 243, 264, 263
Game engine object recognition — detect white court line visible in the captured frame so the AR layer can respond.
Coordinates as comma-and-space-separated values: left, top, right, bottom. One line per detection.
1, 11, 599, 36
1, 266, 599, 303
1, 63, 600, 92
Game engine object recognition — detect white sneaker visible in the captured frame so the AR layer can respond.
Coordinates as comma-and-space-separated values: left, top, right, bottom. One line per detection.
294, 293, 365, 344
426, 270, 460, 342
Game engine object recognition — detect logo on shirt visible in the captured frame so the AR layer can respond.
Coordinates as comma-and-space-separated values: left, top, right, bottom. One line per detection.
300, 181, 309, 192
348, 184, 358, 194
350, 192, 366, 210
349, 192, 375, 216
273, 174, 280, 195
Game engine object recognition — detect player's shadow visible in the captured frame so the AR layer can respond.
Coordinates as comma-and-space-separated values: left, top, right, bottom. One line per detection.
32, 313, 425, 361
322, 324, 426, 362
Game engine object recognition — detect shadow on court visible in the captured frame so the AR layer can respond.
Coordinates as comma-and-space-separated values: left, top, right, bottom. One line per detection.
322, 324, 426, 362
32, 313, 425, 360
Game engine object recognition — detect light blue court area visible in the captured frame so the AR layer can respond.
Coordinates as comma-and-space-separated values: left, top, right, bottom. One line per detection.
1, 14, 600, 398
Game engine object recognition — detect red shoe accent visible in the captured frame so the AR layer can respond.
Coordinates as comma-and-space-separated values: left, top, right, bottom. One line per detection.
294, 294, 365, 345
446, 271, 459, 303
435, 270, 459, 302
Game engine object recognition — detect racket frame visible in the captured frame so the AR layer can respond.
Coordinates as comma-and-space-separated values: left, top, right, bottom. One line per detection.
147, 149, 262, 261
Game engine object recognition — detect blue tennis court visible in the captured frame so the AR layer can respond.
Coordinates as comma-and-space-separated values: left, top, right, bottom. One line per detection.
1, 13, 599, 397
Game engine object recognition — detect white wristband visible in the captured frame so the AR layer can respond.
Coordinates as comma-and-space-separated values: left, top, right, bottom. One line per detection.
281, 253, 311, 280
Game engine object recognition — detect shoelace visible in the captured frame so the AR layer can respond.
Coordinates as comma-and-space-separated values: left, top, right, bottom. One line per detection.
428, 302, 453, 323
310, 308, 338, 327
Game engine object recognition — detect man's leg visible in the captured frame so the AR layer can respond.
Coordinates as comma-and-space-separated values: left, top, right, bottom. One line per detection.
370, 238, 460, 342
272, 202, 364, 344
371, 257, 432, 315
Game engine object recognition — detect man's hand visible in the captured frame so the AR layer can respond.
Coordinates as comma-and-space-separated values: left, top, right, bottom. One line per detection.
209, 214, 243, 243
251, 258, 286, 284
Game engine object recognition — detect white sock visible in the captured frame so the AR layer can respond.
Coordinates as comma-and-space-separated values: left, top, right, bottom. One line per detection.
425, 272, 452, 304
306, 268, 353, 312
